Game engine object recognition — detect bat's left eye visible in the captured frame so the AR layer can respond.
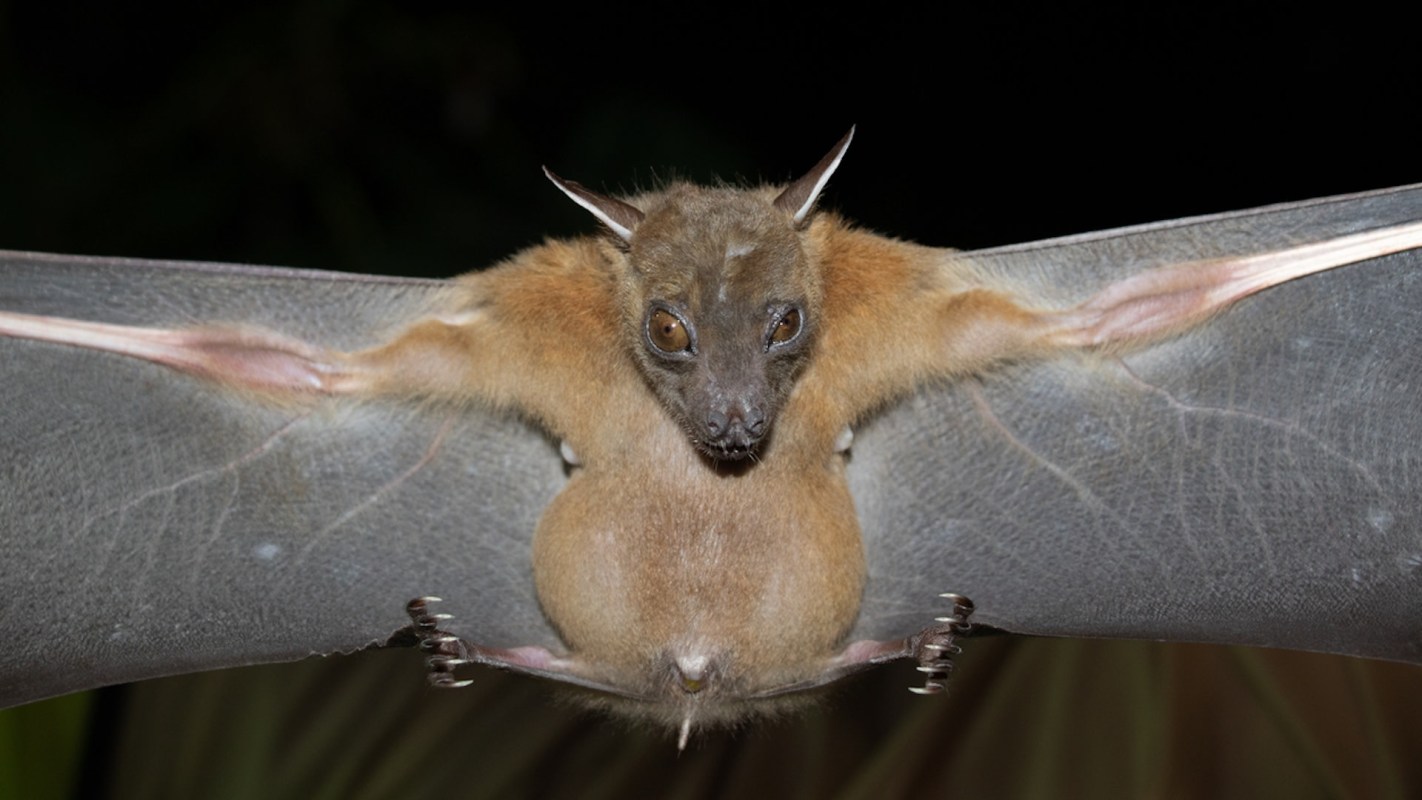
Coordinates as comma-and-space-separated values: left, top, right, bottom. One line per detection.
768, 308, 802, 348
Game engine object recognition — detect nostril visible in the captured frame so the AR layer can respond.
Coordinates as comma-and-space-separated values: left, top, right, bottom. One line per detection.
745, 407, 766, 436
706, 410, 728, 437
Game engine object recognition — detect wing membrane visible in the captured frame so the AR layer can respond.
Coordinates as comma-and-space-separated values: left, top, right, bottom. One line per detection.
850, 185, 1422, 663
0, 252, 565, 707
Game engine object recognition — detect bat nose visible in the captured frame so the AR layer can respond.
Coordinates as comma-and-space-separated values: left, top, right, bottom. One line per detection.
706, 409, 729, 437
705, 404, 767, 455
744, 406, 766, 435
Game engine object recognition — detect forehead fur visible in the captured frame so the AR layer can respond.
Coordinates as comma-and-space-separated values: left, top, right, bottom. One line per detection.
626, 183, 818, 305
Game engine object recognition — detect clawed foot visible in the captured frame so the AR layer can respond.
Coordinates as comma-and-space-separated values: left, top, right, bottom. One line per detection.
405, 596, 474, 689
909, 592, 975, 695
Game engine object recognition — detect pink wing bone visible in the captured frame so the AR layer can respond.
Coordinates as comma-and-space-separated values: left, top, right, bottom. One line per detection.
11, 220, 1419, 396
1048, 220, 1422, 349
0, 312, 364, 397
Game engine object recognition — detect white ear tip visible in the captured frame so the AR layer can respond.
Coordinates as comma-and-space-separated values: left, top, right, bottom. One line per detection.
559, 440, 581, 467
542, 166, 639, 242
780, 127, 856, 225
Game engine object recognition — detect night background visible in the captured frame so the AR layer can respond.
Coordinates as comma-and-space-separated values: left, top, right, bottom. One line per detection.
2, 4, 1419, 798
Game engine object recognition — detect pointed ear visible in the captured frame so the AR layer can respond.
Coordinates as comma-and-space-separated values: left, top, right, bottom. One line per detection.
543, 167, 646, 242
773, 126, 855, 226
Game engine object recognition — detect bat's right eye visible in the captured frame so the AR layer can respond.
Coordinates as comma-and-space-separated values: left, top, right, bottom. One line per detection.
648, 308, 693, 354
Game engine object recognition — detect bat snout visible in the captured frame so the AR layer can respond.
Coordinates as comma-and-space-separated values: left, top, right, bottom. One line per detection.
703, 403, 768, 459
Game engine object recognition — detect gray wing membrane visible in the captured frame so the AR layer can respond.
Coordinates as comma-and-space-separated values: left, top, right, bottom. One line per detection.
5, 185, 1420, 709
849, 185, 1422, 663
0, 253, 565, 707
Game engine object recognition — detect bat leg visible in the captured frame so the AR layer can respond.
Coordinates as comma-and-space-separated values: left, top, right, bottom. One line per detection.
405, 596, 474, 688
906, 592, 976, 696
398, 596, 573, 689
813, 592, 976, 696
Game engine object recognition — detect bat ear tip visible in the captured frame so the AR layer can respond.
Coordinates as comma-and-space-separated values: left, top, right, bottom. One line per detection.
774, 128, 855, 225
544, 168, 645, 242
677, 713, 694, 751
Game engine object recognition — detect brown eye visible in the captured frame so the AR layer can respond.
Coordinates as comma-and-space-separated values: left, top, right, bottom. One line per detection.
769, 309, 802, 345
649, 309, 691, 353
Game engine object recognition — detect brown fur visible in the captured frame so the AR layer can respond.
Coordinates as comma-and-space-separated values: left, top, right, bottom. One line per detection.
348, 178, 1053, 731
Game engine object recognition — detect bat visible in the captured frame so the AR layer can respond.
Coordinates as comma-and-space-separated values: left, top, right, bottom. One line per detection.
3, 132, 1421, 750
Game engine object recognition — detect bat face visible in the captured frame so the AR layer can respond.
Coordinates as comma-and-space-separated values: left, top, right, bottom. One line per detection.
623, 184, 822, 459
543, 129, 853, 461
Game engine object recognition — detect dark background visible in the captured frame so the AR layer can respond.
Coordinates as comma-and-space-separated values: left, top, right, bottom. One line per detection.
3, 6, 1415, 276
2, 5, 1420, 798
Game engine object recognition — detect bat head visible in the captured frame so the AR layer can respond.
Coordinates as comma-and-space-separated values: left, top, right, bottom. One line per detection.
544, 129, 853, 460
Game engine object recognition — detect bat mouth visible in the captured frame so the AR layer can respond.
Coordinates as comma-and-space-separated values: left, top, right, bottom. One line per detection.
697, 406, 771, 462
697, 435, 761, 462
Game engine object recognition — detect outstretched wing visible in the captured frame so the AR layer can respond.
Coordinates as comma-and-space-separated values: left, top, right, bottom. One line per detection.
0, 252, 565, 708
5, 186, 1419, 714
849, 184, 1422, 664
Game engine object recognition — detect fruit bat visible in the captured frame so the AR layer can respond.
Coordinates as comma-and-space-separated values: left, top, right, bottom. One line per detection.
2, 132, 1421, 745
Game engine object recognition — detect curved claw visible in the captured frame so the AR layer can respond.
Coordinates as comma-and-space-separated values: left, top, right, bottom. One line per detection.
909, 591, 976, 696
428, 673, 475, 689
407, 596, 448, 630
404, 594, 475, 691
938, 592, 974, 609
